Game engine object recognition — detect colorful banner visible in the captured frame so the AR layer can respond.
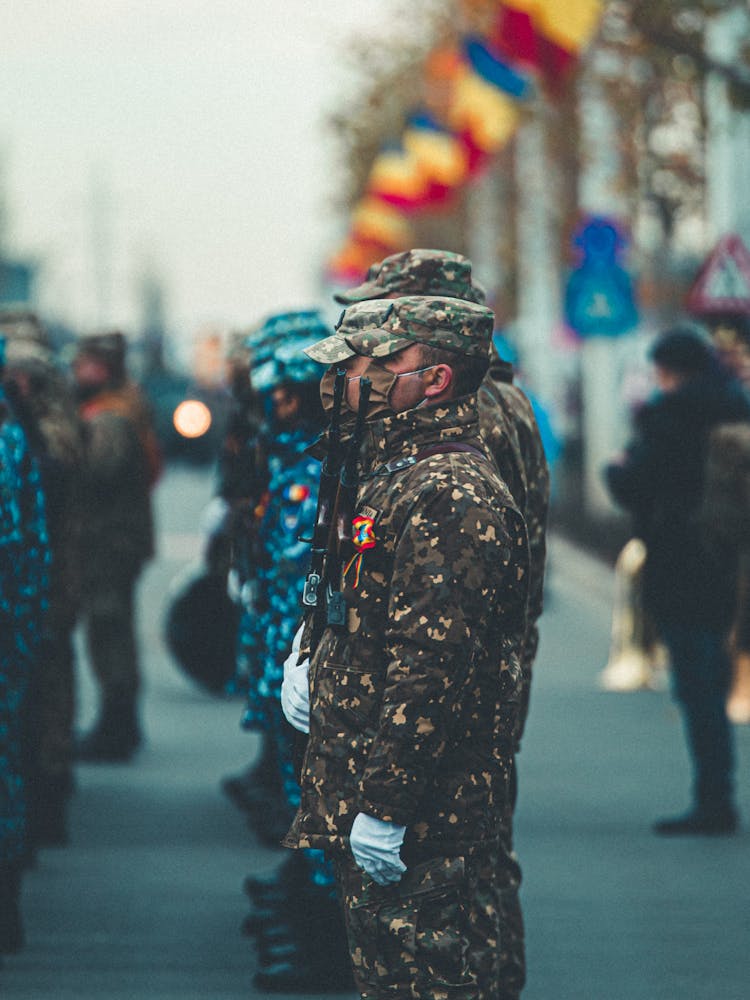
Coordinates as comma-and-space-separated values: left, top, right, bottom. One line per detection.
328, 0, 604, 284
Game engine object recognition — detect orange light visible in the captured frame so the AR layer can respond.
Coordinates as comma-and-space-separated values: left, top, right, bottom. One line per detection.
173, 400, 212, 439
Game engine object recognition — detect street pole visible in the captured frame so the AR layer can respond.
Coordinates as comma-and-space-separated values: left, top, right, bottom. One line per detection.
577, 68, 631, 518
514, 111, 561, 411
705, 6, 750, 245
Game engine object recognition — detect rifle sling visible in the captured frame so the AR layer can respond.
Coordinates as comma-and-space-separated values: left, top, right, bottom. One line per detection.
370, 442, 489, 478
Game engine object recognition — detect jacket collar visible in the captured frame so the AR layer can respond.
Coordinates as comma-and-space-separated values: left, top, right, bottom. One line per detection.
361, 393, 481, 474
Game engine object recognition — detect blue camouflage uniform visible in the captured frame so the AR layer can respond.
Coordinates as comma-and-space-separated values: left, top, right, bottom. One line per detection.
0, 345, 50, 865
243, 428, 319, 806
232, 314, 320, 694
238, 313, 332, 886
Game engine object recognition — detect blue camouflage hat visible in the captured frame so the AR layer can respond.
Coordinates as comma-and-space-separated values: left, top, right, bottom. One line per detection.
250, 310, 329, 392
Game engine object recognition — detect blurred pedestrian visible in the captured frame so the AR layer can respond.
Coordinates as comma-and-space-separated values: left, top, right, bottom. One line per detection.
0, 310, 85, 846
607, 326, 750, 835
283, 297, 528, 999
72, 331, 161, 762
708, 319, 750, 723
331, 248, 548, 997
0, 334, 50, 956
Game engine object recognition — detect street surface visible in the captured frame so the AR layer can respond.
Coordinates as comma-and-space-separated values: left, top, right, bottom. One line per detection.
2, 465, 749, 999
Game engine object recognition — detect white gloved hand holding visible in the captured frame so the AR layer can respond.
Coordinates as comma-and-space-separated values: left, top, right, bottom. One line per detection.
290, 623, 303, 656
227, 568, 242, 604
349, 812, 407, 886
280, 625, 310, 734
201, 496, 230, 538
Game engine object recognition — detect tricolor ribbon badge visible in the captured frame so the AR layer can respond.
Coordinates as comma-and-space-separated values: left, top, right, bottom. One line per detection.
343, 515, 376, 588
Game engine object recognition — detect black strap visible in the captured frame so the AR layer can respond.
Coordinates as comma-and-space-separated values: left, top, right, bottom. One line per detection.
371, 442, 489, 477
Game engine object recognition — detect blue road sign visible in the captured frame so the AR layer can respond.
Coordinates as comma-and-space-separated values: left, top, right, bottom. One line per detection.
565, 218, 638, 337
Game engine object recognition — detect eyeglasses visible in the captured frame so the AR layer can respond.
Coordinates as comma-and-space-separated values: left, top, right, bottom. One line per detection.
345, 364, 437, 383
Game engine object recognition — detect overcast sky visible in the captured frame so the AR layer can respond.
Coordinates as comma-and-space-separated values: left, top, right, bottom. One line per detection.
0, 1, 398, 345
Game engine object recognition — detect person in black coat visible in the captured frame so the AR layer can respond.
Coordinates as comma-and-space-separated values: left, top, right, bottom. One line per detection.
607, 327, 750, 835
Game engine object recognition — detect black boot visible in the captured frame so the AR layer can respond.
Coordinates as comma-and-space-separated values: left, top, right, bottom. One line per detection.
247, 798, 295, 848
243, 853, 307, 902
76, 701, 142, 763
653, 803, 739, 836
221, 736, 278, 813
0, 865, 25, 954
252, 886, 354, 994
26, 774, 72, 848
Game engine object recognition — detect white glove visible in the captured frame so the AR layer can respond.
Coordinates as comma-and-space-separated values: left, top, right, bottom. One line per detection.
280, 626, 310, 734
349, 812, 407, 886
227, 568, 242, 603
290, 623, 303, 656
201, 496, 230, 538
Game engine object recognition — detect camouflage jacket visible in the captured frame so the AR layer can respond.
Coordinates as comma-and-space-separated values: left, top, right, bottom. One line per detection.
285, 395, 529, 862
479, 362, 549, 744
79, 386, 156, 584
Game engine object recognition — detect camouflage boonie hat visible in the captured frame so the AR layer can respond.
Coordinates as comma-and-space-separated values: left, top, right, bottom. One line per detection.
75, 331, 127, 375
333, 249, 486, 305
0, 307, 53, 362
250, 310, 329, 391
304, 296, 494, 364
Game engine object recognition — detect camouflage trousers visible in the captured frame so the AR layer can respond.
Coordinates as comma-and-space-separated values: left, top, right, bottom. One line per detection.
24, 629, 75, 783
497, 759, 525, 999
336, 849, 507, 1000
82, 576, 140, 704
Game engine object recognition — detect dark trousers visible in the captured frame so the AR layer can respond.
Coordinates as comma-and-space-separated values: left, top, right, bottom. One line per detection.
660, 624, 735, 810
497, 759, 524, 1000
336, 852, 501, 1000
24, 629, 75, 782
83, 576, 139, 706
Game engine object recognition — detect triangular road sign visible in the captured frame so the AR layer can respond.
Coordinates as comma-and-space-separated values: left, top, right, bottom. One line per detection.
687, 234, 750, 316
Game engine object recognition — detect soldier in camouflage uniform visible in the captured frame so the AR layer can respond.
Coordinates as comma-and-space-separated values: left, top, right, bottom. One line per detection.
221, 314, 318, 820
332, 249, 550, 997
239, 315, 328, 841
0, 335, 50, 955
480, 348, 549, 745
336, 250, 549, 737
1, 311, 86, 848
219, 313, 354, 992
282, 297, 529, 999
73, 332, 161, 762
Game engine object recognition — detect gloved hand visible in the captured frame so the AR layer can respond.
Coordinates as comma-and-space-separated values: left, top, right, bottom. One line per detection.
349, 812, 407, 885
281, 625, 310, 734
227, 568, 242, 604
200, 496, 230, 538
290, 623, 303, 656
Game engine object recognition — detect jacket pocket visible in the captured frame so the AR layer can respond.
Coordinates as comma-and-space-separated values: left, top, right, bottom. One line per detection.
349, 857, 477, 995
316, 659, 381, 732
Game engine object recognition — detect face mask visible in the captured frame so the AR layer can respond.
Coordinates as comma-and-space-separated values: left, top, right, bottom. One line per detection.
320, 360, 437, 420
320, 367, 344, 417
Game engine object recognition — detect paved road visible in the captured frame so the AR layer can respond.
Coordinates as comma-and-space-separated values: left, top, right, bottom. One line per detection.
518, 537, 750, 1000
3, 465, 749, 999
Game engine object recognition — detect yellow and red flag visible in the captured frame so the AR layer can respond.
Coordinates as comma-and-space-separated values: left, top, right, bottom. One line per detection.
327, 0, 604, 285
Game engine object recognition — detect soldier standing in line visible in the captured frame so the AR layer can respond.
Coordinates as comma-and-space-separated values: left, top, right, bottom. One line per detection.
282, 297, 529, 999
0, 334, 50, 958
329, 248, 549, 997
72, 332, 161, 762
233, 316, 354, 992
219, 317, 302, 818
0, 310, 86, 848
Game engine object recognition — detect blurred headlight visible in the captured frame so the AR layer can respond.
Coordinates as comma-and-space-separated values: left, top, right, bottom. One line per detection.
173, 399, 212, 438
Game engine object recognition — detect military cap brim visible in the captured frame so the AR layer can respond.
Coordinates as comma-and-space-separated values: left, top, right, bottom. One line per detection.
304, 330, 414, 364
333, 279, 387, 305
303, 333, 356, 364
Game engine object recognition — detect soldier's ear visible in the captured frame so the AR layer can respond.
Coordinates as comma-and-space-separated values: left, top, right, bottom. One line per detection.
423, 364, 453, 398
